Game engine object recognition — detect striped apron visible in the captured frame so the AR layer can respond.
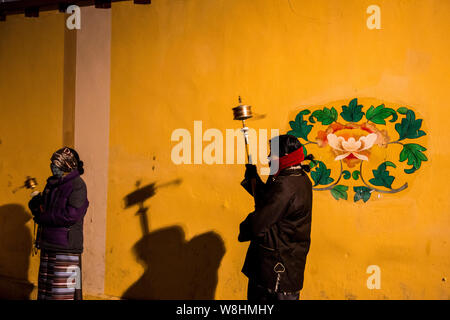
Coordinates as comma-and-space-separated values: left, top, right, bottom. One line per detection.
37, 250, 82, 300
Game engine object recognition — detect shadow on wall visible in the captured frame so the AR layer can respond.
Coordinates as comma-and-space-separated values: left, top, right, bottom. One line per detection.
122, 226, 226, 300
0, 204, 34, 299
121, 179, 226, 299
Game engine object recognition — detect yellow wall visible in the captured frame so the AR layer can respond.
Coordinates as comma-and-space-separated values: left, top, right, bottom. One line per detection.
0, 12, 66, 298
0, 0, 448, 300
105, 0, 450, 299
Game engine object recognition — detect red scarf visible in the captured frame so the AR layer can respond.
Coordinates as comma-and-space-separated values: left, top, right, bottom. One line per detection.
274, 147, 305, 177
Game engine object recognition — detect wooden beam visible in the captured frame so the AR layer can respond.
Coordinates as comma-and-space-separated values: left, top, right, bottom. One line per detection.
24, 6, 39, 17
0, 0, 150, 20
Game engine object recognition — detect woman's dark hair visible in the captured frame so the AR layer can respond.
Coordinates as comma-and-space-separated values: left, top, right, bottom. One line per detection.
68, 147, 85, 175
270, 134, 316, 172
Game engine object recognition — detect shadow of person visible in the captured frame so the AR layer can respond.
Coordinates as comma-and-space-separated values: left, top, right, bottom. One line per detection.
0, 204, 34, 299
122, 226, 226, 300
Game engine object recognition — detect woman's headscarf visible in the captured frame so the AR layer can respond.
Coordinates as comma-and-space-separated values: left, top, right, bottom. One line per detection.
51, 147, 78, 173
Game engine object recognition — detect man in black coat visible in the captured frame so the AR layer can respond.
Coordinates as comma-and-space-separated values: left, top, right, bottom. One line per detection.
239, 134, 314, 300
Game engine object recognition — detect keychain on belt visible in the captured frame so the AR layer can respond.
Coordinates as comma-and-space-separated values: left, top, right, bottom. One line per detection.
273, 262, 285, 292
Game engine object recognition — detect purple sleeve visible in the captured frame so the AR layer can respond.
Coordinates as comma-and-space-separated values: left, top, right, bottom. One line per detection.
39, 179, 89, 227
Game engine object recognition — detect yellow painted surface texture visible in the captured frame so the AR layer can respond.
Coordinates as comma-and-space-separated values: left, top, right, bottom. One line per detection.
0, 13, 66, 298
106, 0, 450, 299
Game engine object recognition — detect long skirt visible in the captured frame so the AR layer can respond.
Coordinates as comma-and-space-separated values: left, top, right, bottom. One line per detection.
37, 250, 82, 300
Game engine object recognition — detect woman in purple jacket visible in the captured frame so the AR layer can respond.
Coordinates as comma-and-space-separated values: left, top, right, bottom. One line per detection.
29, 147, 89, 300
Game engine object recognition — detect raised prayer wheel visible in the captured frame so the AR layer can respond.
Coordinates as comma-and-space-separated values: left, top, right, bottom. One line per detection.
232, 104, 253, 121
232, 97, 254, 163
232, 97, 256, 196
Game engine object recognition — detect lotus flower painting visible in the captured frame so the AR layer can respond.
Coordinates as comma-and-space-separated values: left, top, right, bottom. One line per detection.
287, 98, 427, 203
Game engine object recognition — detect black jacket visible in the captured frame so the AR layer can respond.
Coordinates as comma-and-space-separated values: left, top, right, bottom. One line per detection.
239, 167, 312, 292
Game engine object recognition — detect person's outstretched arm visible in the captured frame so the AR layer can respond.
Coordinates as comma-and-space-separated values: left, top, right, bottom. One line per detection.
240, 164, 266, 202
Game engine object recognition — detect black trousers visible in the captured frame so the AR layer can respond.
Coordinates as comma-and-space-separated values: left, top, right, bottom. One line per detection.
247, 280, 300, 301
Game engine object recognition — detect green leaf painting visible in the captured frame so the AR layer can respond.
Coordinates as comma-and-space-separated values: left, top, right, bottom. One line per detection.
340, 98, 365, 122
353, 186, 372, 203
369, 161, 396, 189
330, 185, 348, 200
310, 161, 334, 187
399, 143, 428, 174
395, 110, 426, 140
342, 170, 351, 180
288, 99, 428, 202
365, 104, 398, 125
302, 143, 308, 157
288, 110, 313, 141
309, 107, 338, 125
310, 160, 318, 169
302, 143, 318, 169
397, 107, 408, 115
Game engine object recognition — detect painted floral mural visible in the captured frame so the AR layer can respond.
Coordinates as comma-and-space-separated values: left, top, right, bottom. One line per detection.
287, 98, 428, 202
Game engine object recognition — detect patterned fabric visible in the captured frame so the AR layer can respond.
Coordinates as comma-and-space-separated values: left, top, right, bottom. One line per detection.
38, 250, 82, 300
51, 147, 78, 173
